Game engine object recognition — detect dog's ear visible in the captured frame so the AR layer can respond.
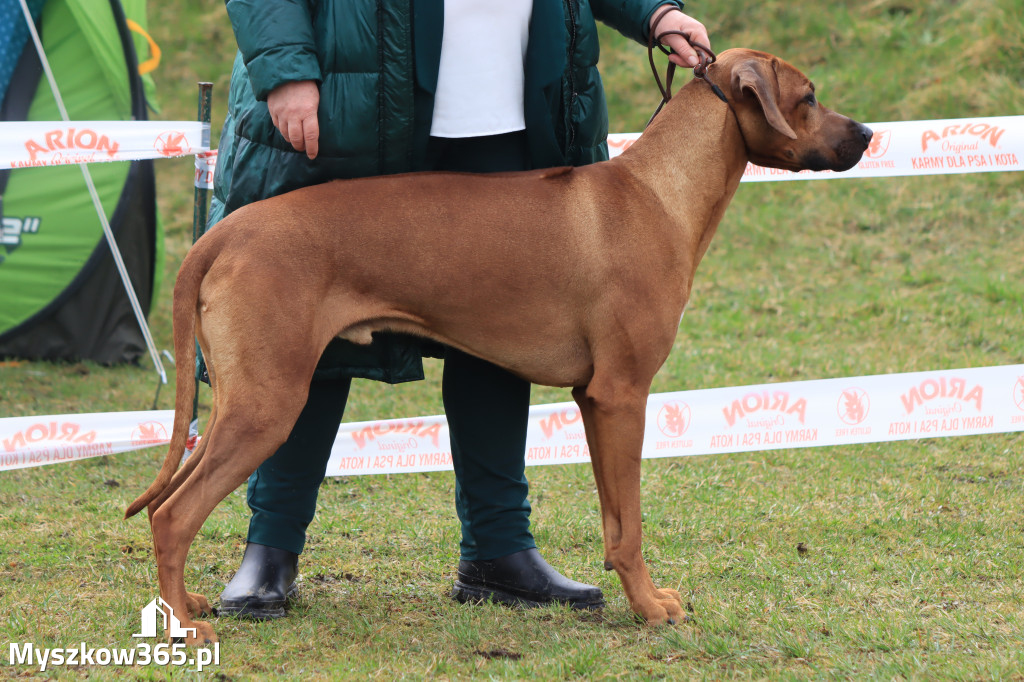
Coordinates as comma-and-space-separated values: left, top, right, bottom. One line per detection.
731, 60, 798, 140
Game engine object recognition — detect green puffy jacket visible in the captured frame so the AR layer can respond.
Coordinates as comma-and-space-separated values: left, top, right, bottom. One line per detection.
209, 0, 679, 383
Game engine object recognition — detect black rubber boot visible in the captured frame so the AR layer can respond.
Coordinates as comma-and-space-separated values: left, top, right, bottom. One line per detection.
452, 548, 604, 609
218, 543, 298, 620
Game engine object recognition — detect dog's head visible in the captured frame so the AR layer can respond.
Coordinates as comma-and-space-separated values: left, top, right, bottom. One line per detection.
711, 49, 872, 172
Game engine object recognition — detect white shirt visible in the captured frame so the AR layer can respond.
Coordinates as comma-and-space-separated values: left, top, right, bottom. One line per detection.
430, 0, 533, 138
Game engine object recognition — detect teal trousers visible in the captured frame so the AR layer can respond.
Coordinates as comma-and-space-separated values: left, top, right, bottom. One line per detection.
246, 132, 536, 561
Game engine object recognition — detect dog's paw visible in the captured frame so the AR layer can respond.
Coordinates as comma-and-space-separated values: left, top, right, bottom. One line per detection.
635, 588, 686, 626
184, 620, 219, 646
186, 591, 213, 618
655, 587, 682, 602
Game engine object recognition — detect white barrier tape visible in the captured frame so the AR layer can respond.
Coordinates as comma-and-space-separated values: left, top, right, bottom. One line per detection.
0, 121, 208, 169
3, 115, 1020, 179
0, 410, 174, 472
610, 115, 1024, 180
326, 364, 1024, 475
3, 365, 1022, 475
151, 114, 1024, 192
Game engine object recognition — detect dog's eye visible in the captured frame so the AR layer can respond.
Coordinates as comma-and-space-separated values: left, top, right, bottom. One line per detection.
804, 93, 817, 107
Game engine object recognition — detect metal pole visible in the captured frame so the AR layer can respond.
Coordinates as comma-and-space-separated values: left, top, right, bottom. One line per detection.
186, 82, 213, 458
192, 83, 213, 242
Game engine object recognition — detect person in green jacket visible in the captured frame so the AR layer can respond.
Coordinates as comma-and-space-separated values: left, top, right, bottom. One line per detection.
209, 0, 710, 619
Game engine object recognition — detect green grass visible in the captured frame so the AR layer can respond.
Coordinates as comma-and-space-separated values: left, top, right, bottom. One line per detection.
2, 0, 1023, 679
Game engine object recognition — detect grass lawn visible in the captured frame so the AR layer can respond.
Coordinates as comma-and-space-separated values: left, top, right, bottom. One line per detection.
1, 0, 1022, 679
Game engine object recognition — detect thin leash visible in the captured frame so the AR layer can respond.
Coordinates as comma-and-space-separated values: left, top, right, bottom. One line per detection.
645, 6, 728, 129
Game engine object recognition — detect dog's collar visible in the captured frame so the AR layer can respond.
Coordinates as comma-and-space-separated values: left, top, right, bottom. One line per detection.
694, 62, 729, 104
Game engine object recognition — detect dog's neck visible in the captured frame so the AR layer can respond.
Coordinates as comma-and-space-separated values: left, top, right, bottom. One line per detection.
610, 77, 749, 269
615, 76, 748, 196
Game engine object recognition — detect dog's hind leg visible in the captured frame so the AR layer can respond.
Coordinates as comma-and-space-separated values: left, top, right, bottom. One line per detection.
146, 359, 221, 619
145, 418, 216, 620
147, 399, 217, 522
147, 410, 219, 620
148, 379, 311, 644
573, 376, 685, 625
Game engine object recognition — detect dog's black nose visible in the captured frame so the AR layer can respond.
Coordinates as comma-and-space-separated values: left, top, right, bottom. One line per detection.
857, 122, 873, 146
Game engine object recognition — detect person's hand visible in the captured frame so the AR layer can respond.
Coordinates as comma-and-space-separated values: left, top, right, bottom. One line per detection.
649, 7, 712, 68
267, 80, 320, 160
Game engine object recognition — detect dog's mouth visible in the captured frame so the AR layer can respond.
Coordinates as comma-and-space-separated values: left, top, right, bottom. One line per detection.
797, 150, 834, 172
798, 130, 872, 173
801, 145, 860, 173
799, 124, 873, 173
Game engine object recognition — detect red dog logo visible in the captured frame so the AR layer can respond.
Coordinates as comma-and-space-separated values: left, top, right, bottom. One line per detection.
864, 130, 891, 159
155, 131, 190, 157
657, 401, 691, 438
837, 388, 870, 425
132, 421, 168, 447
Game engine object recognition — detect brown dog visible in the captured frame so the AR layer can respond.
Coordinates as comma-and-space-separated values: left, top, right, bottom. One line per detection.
127, 49, 871, 644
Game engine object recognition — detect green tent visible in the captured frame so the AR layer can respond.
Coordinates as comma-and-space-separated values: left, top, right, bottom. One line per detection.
0, 0, 161, 364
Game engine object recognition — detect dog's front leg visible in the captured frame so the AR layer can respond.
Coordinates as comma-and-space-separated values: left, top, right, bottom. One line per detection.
573, 381, 684, 625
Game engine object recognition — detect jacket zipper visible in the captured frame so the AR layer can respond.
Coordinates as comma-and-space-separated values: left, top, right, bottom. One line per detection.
565, 0, 578, 152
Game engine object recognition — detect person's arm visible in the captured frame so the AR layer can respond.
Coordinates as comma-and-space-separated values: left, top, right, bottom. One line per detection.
226, 0, 322, 158
592, 1, 711, 68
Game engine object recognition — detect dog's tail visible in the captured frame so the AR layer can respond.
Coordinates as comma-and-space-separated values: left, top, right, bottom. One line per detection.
124, 240, 211, 520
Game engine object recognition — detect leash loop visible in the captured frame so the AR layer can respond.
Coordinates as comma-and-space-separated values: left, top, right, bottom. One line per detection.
646, 7, 726, 127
